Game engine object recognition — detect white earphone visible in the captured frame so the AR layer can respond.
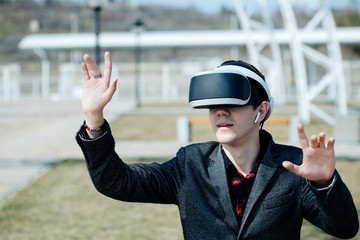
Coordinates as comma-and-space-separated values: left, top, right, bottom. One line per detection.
254, 112, 261, 123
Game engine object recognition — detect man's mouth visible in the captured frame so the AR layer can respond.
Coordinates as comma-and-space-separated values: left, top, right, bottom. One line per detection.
216, 122, 233, 128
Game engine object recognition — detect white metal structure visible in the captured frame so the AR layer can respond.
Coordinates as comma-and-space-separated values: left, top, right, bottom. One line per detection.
278, 0, 347, 125
229, 0, 349, 125
233, 0, 286, 104
19, 28, 360, 50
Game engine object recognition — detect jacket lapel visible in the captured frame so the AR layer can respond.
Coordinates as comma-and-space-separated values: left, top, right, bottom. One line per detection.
208, 144, 239, 233
237, 139, 281, 238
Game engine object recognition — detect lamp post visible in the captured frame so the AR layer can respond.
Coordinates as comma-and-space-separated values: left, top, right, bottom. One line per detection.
86, 0, 109, 66
131, 18, 144, 108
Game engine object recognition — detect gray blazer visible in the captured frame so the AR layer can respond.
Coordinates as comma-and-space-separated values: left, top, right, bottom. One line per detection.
76, 127, 359, 240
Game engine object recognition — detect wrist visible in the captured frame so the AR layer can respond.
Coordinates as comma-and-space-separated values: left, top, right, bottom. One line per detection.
312, 176, 334, 188
84, 121, 106, 132
83, 119, 107, 139
84, 112, 104, 129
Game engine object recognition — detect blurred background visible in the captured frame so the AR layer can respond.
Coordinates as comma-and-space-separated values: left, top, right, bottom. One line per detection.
2, 0, 360, 110
0, 0, 360, 239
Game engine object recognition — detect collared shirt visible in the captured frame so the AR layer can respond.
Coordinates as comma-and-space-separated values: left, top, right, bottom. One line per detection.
222, 139, 267, 226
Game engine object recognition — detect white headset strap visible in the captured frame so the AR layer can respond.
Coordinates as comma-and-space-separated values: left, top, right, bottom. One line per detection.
215, 65, 271, 100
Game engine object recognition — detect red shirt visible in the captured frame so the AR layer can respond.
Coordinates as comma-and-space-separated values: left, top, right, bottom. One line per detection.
222, 145, 264, 226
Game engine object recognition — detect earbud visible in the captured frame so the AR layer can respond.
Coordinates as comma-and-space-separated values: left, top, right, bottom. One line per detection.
254, 112, 261, 123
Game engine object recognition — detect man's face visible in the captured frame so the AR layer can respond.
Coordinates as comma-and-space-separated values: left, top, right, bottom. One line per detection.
209, 105, 259, 147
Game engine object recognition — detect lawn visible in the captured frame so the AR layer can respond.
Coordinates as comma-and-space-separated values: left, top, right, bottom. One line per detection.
0, 109, 359, 240
0, 159, 359, 240
0, 159, 183, 240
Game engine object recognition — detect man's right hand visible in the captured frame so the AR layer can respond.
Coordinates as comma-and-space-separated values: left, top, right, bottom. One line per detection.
81, 51, 118, 138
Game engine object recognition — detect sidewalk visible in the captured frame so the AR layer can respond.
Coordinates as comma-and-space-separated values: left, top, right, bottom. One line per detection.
0, 99, 134, 202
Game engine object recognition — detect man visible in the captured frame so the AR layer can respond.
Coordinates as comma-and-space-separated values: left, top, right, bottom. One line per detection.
76, 52, 359, 239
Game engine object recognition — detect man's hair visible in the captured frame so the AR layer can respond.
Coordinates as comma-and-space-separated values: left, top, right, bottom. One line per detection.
219, 60, 268, 109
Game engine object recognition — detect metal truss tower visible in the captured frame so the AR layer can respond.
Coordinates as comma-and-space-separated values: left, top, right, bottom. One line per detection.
233, 0, 286, 104
234, 0, 348, 125
279, 0, 347, 125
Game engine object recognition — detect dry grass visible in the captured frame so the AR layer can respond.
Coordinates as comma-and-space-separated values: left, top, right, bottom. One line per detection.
111, 114, 180, 141
0, 159, 358, 240
0, 159, 183, 240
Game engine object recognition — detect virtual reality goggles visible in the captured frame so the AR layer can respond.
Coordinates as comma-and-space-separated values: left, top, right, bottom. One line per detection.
189, 65, 274, 121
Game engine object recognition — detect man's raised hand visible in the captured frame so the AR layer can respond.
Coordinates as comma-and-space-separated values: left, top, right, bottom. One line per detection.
282, 124, 336, 187
81, 51, 118, 129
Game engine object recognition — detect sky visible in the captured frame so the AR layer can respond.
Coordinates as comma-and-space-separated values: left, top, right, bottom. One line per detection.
68, 0, 360, 14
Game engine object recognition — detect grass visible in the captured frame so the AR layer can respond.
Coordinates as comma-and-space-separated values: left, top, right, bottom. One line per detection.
111, 114, 181, 141
0, 159, 358, 240
0, 108, 359, 239
111, 114, 217, 142
0, 159, 183, 240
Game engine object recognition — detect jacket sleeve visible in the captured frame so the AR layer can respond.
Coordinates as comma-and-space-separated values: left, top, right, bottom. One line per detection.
75, 122, 183, 205
302, 170, 359, 239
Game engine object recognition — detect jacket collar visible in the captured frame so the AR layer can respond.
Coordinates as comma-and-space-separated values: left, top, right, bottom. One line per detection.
208, 144, 239, 233
208, 130, 282, 235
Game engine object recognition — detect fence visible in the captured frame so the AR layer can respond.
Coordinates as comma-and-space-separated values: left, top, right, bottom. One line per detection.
0, 64, 21, 101
1, 59, 360, 102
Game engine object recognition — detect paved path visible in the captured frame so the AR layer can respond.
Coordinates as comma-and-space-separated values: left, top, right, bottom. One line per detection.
0, 99, 134, 202
0, 99, 359, 203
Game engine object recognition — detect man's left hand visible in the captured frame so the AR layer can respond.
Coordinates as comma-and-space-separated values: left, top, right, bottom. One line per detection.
282, 124, 335, 187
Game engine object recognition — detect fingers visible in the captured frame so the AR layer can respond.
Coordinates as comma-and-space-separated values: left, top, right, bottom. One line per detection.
83, 53, 101, 78
327, 137, 335, 151
318, 132, 326, 148
310, 134, 319, 148
298, 124, 335, 150
103, 51, 112, 81
310, 132, 335, 150
81, 62, 90, 80
83, 52, 112, 81
297, 124, 309, 149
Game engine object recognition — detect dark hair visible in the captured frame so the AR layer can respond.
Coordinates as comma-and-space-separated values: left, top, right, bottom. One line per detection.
219, 60, 268, 109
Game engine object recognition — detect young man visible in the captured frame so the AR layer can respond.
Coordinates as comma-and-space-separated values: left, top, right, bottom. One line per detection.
76, 52, 359, 239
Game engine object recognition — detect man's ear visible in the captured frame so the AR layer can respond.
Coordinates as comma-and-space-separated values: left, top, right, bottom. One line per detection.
258, 101, 269, 122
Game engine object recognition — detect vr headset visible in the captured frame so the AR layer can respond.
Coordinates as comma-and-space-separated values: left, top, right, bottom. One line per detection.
189, 65, 274, 121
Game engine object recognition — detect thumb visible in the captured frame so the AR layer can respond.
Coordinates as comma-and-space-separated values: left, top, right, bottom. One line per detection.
282, 161, 301, 175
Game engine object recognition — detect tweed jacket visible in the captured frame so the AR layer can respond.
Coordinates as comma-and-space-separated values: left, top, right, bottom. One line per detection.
76, 126, 359, 240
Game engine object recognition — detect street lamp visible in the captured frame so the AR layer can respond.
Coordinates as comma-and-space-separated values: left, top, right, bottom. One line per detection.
86, 0, 109, 66
131, 18, 145, 108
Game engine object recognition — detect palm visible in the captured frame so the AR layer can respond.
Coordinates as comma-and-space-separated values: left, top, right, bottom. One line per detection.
82, 75, 111, 113
282, 124, 335, 186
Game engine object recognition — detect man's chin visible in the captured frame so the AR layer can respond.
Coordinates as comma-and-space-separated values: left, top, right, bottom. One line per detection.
216, 136, 235, 145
